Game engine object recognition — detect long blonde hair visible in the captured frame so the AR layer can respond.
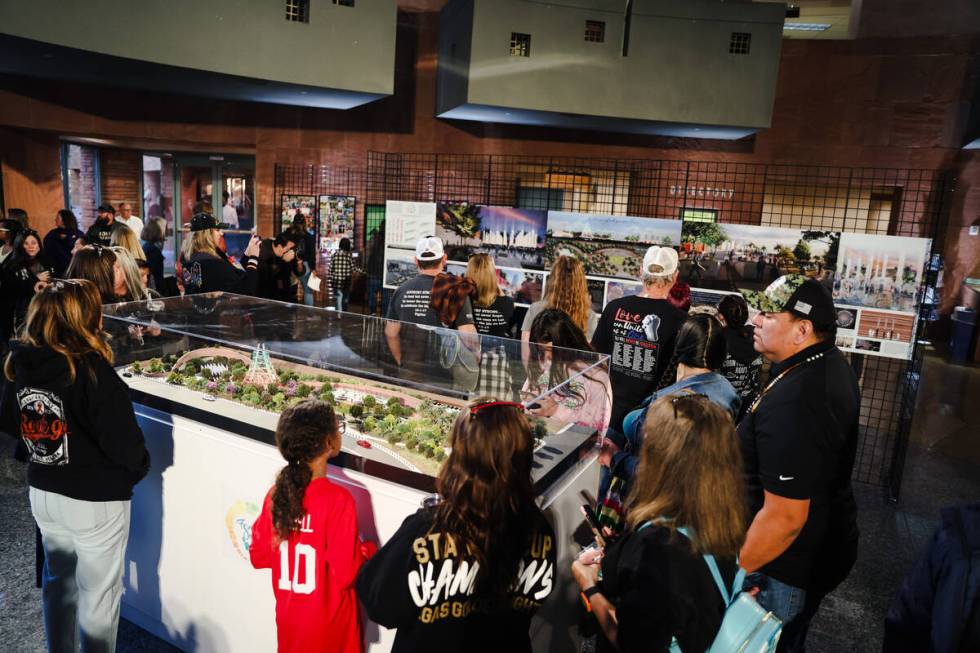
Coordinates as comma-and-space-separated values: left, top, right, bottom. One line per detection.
626, 394, 746, 557
4, 279, 113, 382
544, 256, 590, 335
110, 225, 146, 261
466, 253, 500, 308
180, 228, 222, 261
110, 246, 147, 301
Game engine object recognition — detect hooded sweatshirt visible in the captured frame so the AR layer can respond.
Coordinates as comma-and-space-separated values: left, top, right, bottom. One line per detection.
8, 342, 149, 501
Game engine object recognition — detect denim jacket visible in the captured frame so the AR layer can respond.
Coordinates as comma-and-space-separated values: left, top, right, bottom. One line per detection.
612, 372, 740, 481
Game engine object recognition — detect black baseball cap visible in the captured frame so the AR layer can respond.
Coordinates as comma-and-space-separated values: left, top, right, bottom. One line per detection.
187, 213, 229, 232
97, 203, 115, 214
741, 274, 836, 330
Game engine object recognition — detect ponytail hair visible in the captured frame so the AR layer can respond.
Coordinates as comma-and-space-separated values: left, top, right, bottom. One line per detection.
271, 399, 339, 540
656, 313, 727, 390
717, 294, 752, 338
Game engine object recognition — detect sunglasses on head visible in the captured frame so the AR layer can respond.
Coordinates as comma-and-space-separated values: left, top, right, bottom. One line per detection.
670, 393, 709, 419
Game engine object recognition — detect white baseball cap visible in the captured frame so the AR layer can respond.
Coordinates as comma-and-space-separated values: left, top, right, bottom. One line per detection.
642, 245, 678, 277
415, 235, 445, 260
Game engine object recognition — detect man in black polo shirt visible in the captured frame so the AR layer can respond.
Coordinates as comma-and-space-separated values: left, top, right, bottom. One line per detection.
738, 274, 860, 653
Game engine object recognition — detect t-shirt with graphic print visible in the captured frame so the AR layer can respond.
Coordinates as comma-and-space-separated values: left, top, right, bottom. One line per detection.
356, 507, 557, 653
386, 274, 475, 378
591, 295, 686, 433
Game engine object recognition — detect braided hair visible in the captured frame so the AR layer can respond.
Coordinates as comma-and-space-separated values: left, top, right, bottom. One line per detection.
655, 313, 728, 391
271, 399, 339, 540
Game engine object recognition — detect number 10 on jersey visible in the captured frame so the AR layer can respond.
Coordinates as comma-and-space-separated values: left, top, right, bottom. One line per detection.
278, 542, 316, 594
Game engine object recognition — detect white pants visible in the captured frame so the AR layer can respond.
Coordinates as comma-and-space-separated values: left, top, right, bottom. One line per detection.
29, 487, 131, 653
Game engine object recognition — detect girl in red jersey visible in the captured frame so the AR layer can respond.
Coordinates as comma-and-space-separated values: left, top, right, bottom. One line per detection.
251, 399, 373, 653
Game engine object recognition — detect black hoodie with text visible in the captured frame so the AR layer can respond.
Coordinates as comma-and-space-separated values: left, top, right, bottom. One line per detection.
8, 342, 149, 501
356, 507, 557, 653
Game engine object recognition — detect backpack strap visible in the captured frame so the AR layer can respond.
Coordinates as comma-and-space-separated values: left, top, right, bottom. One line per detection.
673, 525, 745, 607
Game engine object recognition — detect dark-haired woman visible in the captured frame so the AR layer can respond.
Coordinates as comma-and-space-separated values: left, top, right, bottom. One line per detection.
526, 308, 612, 434
608, 312, 739, 485
5, 278, 149, 652
43, 209, 85, 277
357, 399, 557, 653
5, 230, 55, 336
250, 399, 373, 653
717, 294, 762, 420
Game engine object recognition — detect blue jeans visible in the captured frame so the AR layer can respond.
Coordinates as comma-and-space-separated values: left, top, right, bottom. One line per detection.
335, 287, 347, 311
299, 269, 314, 306
744, 572, 807, 652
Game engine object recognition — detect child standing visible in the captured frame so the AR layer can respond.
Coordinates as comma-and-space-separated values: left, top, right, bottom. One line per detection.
250, 400, 373, 653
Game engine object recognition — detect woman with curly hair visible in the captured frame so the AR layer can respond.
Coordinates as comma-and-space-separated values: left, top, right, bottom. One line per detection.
250, 399, 374, 653
357, 398, 557, 653
521, 255, 597, 341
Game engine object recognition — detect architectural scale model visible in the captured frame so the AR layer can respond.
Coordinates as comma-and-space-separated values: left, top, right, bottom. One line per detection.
124, 346, 550, 476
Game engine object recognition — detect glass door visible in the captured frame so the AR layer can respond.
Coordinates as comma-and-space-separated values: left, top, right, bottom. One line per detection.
170, 154, 255, 266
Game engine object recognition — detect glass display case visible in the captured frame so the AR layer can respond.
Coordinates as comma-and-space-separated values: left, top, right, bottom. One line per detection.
103, 292, 611, 489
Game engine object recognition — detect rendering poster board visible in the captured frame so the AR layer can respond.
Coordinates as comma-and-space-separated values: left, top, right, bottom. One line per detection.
382, 201, 437, 288
831, 233, 931, 360
679, 221, 837, 292
447, 262, 545, 307
280, 194, 315, 230
317, 195, 355, 253
545, 211, 681, 280
437, 203, 548, 270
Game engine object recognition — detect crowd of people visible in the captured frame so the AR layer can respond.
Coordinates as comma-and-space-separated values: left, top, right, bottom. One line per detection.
1, 220, 976, 653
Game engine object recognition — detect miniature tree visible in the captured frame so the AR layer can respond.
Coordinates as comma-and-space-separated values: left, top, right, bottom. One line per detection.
165, 372, 184, 385
349, 405, 364, 419
362, 395, 377, 409
362, 416, 377, 433
131, 361, 143, 373
296, 384, 312, 398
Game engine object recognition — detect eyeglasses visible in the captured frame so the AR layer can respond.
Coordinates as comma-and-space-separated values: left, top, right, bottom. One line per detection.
670, 393, 709, 419
469, 400, 526, 416
337, 419, 347, 435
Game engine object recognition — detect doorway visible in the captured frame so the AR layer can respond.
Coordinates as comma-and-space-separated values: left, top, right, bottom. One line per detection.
158, 154, 255, 270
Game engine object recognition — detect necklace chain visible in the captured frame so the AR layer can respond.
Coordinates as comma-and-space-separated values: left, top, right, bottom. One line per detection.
748, 350, 826, 415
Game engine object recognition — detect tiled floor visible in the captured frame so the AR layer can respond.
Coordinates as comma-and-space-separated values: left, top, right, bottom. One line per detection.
0, 349, 977, 652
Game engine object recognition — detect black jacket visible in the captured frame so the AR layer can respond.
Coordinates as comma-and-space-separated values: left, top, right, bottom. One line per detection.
597, 523, 737, 653
43, 227, 85, 277
142, 241, 166, 292
8, 342, 149, 501
257, 240, 303, 301
884, 503, 980, 653
5, 255, 55, 332
182, 250, 258, 296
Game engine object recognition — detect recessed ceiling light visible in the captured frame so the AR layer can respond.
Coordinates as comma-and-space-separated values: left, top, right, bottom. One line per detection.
783, 22, 832, 31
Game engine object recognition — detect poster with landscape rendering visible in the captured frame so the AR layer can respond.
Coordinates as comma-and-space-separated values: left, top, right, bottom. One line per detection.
545, 211, 681, 280
679, 221, 838, 292
436, 203, 548, 270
